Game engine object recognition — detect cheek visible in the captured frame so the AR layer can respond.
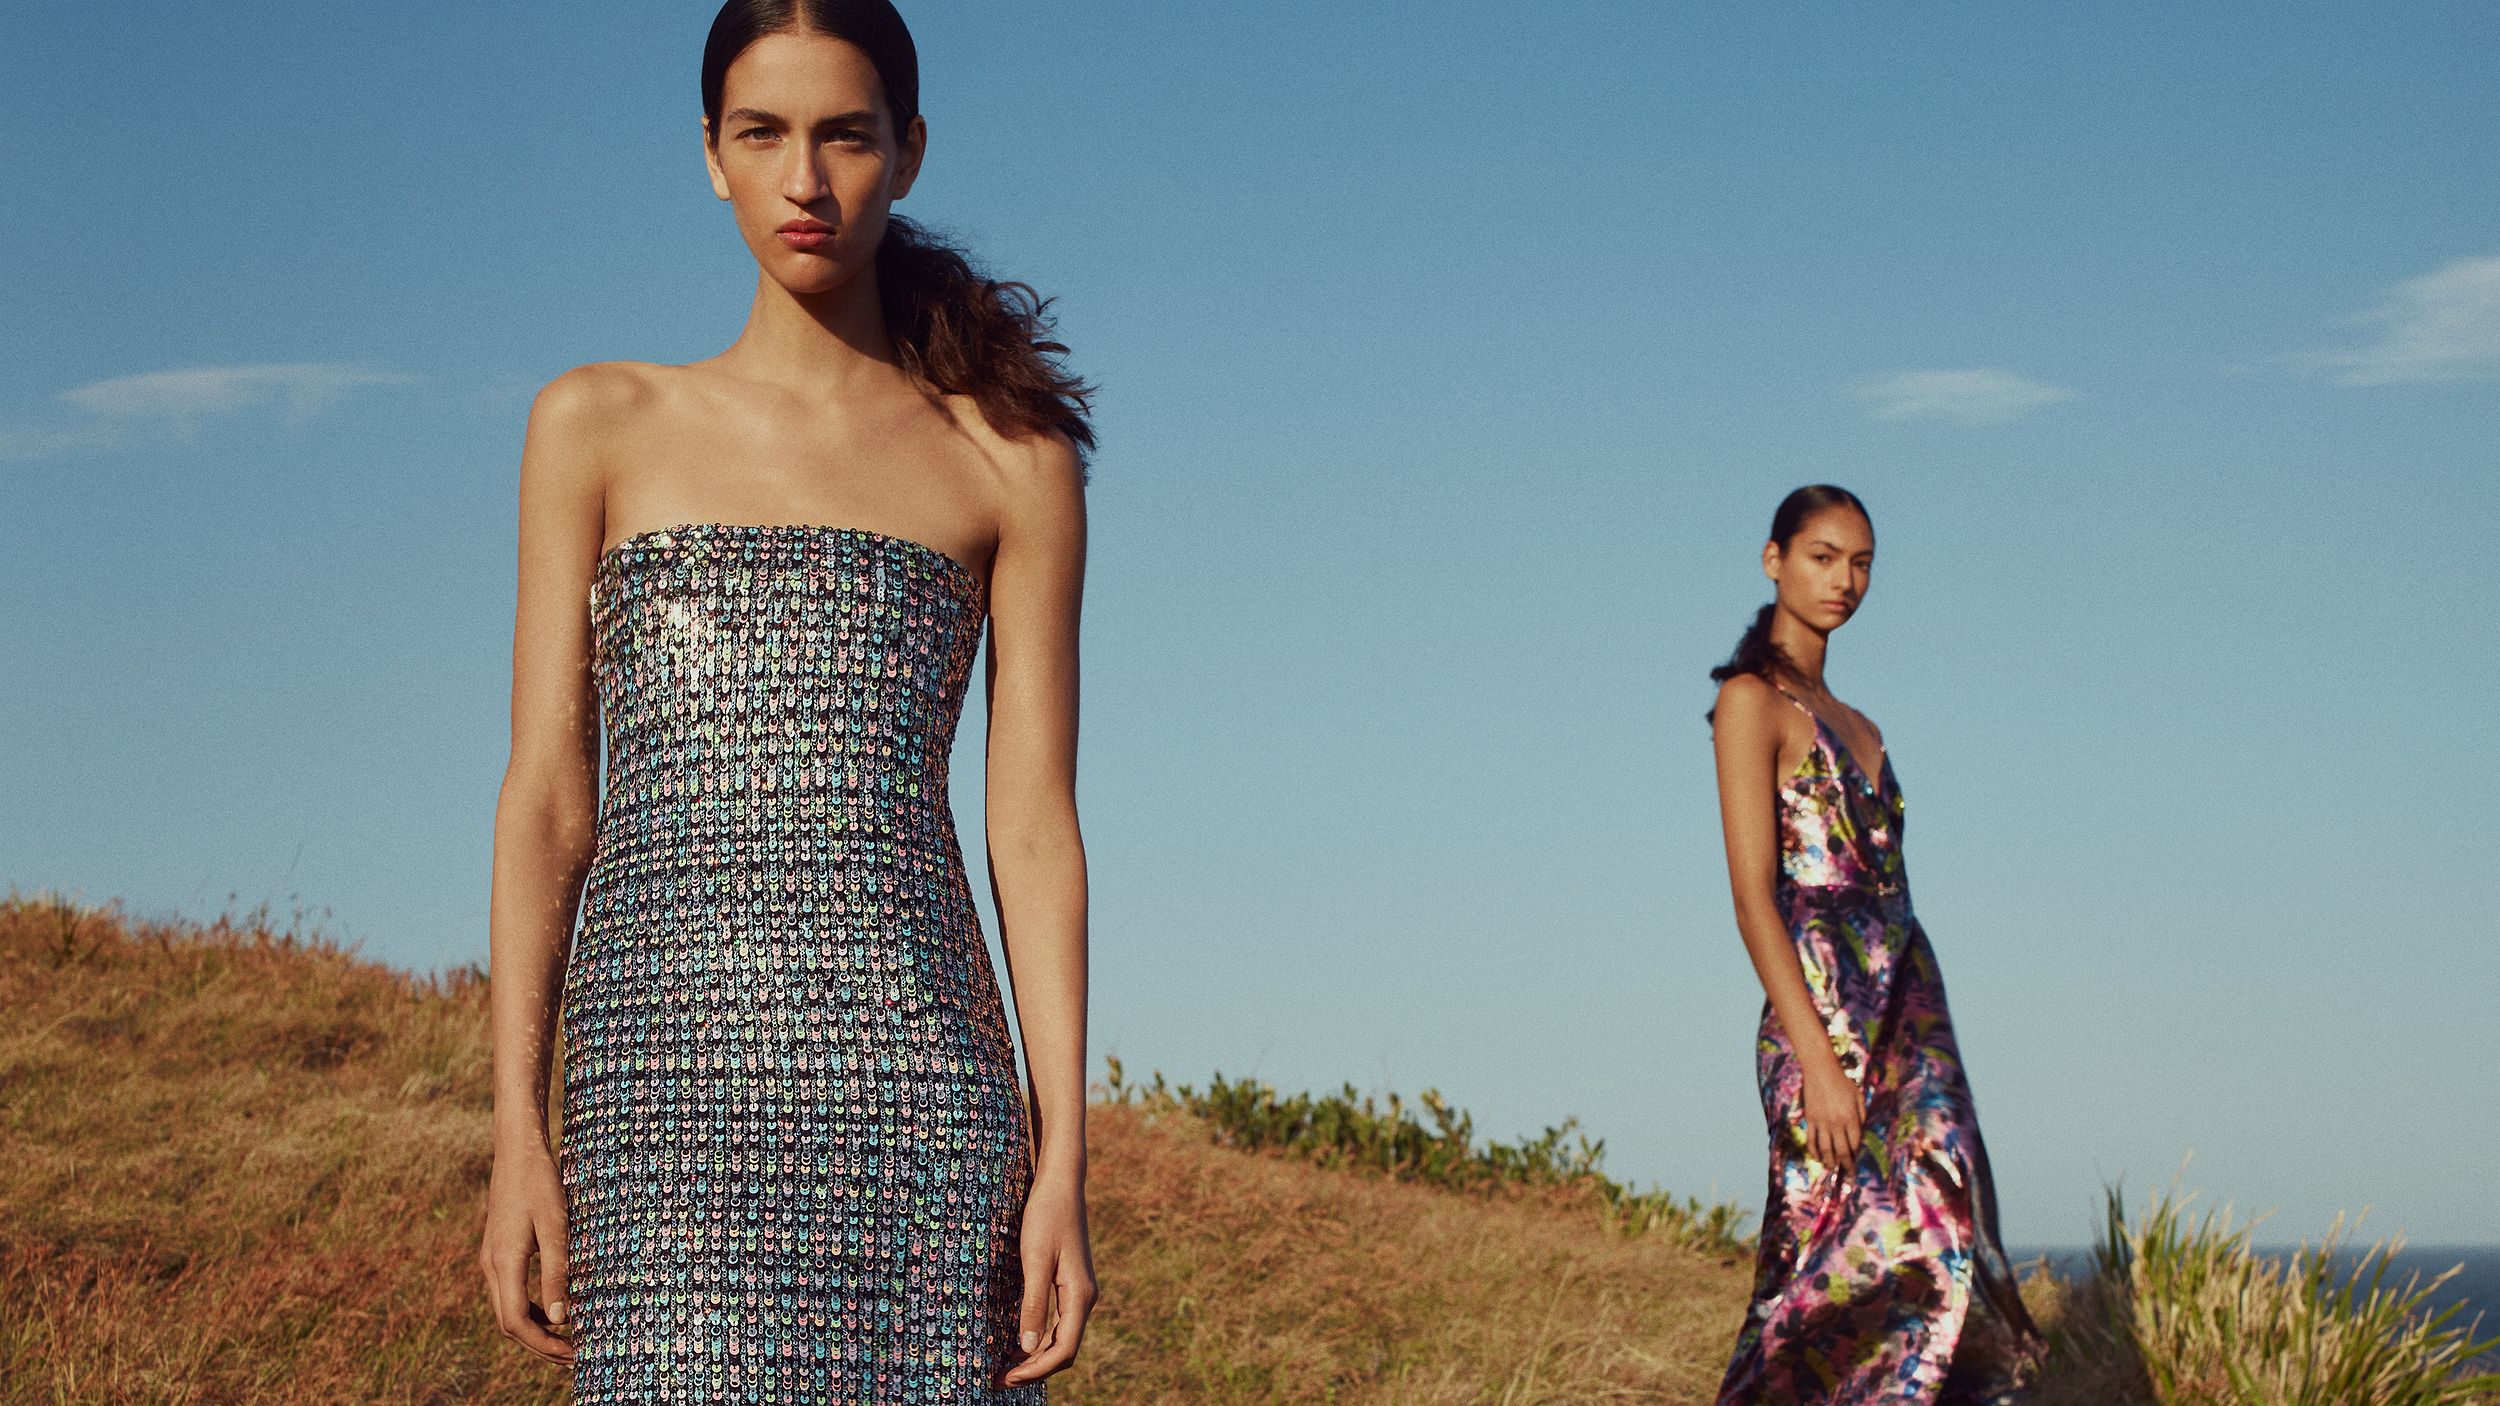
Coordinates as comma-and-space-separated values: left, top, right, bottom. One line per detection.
838, 158, 895, 204
720, 166, 767, 214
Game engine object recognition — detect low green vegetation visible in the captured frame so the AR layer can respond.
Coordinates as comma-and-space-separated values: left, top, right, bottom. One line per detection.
2063, 1182, 2499, 1406
1103, 1058, 1756, 1255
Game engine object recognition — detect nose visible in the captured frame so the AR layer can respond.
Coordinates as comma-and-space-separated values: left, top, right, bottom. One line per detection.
781, 139, 831, 205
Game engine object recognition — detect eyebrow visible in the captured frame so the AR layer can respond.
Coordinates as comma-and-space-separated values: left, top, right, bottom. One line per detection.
1808, 538, 1872, 554
721, 106, 880, 128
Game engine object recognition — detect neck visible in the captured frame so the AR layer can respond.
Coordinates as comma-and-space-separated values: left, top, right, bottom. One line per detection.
1768, 607, 1831, 692
716, 256, 904, 398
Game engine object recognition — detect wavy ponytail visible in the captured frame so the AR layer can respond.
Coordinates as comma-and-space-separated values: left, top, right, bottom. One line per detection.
702, 0, 1097, 471
1708, 602, 1786, 689
1705, 484, 1871, 721
874, 216, 1096, 467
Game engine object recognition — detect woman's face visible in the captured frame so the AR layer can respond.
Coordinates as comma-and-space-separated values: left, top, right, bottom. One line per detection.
703, 30, 925, 297
1764, 505, 1875, 635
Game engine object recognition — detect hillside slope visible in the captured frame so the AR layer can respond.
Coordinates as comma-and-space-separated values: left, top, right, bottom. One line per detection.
2, 893, 2112, 1405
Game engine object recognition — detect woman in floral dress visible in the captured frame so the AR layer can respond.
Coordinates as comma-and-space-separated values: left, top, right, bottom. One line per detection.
1707, 485, 2044, 1403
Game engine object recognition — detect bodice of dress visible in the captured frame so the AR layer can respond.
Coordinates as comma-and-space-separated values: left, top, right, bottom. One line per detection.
586, 522, 986, 873
1773, 691, 1907, 908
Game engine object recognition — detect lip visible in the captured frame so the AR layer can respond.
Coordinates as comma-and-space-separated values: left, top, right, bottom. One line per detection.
1822, 600, 1855, 613
776, 219, 835, 250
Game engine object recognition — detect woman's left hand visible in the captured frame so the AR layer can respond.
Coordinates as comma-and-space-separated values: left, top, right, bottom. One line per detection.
1002, 1171, 1096, 1387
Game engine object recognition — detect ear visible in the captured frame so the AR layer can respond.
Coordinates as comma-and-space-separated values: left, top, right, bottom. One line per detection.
889, 114, 927, 201
702, 117, 731, 201
1760, 539, 1782, 584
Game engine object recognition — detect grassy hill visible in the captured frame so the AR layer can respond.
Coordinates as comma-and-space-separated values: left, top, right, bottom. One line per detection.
3, 891, 2488, 1405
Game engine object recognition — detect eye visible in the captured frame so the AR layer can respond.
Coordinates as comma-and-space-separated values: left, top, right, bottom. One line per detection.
829, 128, 870, 145
738, 126, 777, 142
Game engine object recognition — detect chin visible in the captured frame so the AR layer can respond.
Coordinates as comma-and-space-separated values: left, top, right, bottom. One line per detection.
766, 260, 856, 295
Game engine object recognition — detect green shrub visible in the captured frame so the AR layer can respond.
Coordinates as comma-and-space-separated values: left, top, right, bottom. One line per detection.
2092, 1183, 2499, 1406
1102, 1058, 1755, 1255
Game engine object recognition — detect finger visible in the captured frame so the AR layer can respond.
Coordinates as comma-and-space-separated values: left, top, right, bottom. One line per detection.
1014, 1250, 1052, 1361
481, 1246, 512, 1328
1054, 1270, 1096, 1354
538, 1214, 573, 1340
492, 1247, 574, 1363
1008, 1276, 1093, 1382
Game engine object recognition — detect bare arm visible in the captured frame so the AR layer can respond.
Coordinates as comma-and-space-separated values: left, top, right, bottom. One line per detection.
1712, 674, 1864, 1171
478, 368, 614, 1364
981, 435, 1095, 1386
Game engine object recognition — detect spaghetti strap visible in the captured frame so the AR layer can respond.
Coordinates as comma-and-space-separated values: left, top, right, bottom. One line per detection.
1766, 678, 1817, 721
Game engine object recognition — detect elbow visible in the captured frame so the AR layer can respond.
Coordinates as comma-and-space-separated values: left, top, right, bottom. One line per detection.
985, 806, 1085, 878
1729, 890, 1787, 933
496, 771, 598, 860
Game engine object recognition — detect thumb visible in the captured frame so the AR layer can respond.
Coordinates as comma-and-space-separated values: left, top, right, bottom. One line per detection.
539, 1216, 573, 1331
1016, 1247, 1051, 1356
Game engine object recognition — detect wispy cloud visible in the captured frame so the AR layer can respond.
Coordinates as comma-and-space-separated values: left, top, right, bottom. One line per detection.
1850, 368, 2076, 424
59, 362, 417, 425
1, 361, 416, 459
0, 423, 132, 459
2320, 254, 2500, 386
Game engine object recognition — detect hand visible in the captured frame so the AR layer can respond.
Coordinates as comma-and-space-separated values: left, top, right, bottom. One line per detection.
1001, 1172, 1095, 1387
1800, 1059, 1865, 1174
478, 1142, 575, 1364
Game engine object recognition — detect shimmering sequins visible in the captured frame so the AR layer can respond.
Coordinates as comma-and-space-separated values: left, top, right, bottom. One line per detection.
1717, 684, 2045, 1405
560, 523, 1040, 1404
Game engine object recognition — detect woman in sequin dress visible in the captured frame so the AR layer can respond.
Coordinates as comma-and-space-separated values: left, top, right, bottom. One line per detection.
478, 3, 1095, 1399
1707, 486, 2044, 1404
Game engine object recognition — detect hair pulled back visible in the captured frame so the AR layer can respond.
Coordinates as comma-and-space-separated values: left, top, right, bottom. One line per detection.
702, 0, 1096, 469
1705, 484, 1871, 719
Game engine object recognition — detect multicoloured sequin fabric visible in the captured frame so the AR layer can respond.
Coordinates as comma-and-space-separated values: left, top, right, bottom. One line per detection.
1717, 684, 2044, 1405
561, 522, 1039, 1404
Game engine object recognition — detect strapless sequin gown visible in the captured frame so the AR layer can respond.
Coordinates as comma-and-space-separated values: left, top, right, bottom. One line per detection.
561, 522, 1039, 1404
1717, 686, 2043, 1405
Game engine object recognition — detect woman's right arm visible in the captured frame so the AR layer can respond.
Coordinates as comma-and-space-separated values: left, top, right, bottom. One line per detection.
477, 369, 612, 1365
1711, 675, 1865, 1172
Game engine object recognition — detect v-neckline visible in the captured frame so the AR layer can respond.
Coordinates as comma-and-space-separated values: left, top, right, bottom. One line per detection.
1774, 683, 1890, 798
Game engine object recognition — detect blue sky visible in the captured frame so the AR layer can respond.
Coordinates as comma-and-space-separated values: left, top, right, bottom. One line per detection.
5, 1, 2495, 1248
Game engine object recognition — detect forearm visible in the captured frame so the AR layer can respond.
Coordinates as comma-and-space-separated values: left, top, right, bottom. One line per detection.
991, 825, 1089, 1185
487, 784, 595, 1152
1733, 897, 1848, 1081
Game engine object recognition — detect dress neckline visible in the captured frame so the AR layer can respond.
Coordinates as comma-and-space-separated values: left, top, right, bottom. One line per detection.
1771, 681, 1892, 799
596, 522, 982, 598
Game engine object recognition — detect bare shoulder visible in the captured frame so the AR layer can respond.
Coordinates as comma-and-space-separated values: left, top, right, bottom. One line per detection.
937, 395, 1085, 528
533, 360, 668, 417
997, 431, 1085, 527
1712, 672, 1786, 729
524, 360, 673, 452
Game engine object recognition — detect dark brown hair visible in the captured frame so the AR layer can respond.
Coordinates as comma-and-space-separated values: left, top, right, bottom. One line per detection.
1706, 485, 1872, 719
701, 0, 1096, 471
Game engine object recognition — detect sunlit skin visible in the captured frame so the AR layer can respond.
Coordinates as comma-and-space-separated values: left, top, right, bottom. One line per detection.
1710, 505, 1882, 1175
477, 28, 1094, 1386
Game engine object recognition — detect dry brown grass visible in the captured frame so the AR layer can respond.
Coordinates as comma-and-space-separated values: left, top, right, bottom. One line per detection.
1063, 1098, 1758, 1404
2022, 1269, 2160, 1406
0, 889, 2164, 1404
0, 890, 542, 1405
